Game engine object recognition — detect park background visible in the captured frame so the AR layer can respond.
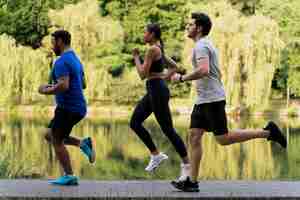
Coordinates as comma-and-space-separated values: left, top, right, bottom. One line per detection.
0, 0, 299, 180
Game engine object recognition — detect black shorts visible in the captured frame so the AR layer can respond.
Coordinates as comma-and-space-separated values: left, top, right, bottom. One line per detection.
48, 107, 84, 140
190, 100, 228, 135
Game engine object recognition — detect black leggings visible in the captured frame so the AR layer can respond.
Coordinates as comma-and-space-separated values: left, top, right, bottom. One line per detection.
130, 79, 187, 158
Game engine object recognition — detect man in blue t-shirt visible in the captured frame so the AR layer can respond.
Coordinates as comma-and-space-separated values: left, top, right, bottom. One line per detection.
38, 30, 95, 186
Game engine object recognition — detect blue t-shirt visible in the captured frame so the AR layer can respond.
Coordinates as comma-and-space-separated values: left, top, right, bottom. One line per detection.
52, 49, 87, 116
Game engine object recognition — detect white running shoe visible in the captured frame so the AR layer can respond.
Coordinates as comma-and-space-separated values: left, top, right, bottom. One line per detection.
177, 163, 191, 181
145, 152, 168, 172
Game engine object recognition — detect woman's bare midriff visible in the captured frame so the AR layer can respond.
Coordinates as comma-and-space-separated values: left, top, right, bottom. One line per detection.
147, 72, 165, 80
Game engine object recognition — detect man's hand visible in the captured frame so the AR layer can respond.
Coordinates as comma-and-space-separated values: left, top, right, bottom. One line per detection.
38, 84, 53, 94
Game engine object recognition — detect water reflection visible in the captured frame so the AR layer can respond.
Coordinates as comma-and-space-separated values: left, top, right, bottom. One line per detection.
0, 112, 297, 180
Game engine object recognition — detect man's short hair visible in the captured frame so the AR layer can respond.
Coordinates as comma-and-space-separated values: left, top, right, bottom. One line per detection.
191, 12, 212, 36
51, 30, 71, 45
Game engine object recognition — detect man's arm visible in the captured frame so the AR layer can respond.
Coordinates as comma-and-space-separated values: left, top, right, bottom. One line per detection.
172, 45, 210, 82
181, 56, 209, 81
39, 76, 70, 95
163, 55, 180, 80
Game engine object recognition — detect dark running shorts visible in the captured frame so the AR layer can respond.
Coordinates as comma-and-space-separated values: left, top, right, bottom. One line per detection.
48, 107, 84, 140
190, 100, 228, 135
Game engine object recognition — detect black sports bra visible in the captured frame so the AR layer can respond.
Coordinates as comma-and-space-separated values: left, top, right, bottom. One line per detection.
149, 45, 164, 73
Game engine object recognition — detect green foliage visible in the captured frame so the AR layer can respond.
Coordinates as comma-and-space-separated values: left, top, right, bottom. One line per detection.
99, 0, 187, 60
258, 0, 300, 97
273, 41, 300, 95
47, 0, 81, 9
272, 67, 288, 92
0, 154, 10, 178
285, 41, 300, 96
108, 64, 125, 77
228, 0, 261, 15
288, 70, 300, 97
258, 0, 300, 41
0, 0, 81, 48
10, 1, 49, 48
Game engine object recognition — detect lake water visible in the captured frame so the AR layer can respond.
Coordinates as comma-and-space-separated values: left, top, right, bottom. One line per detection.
0, 111, 298, 180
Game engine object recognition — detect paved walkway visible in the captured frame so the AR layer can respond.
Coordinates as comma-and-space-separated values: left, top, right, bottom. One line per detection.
0, 180, 299, 199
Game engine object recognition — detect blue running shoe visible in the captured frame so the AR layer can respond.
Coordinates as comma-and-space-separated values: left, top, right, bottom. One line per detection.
80, 137, 96, 163
49, 175, 78, 186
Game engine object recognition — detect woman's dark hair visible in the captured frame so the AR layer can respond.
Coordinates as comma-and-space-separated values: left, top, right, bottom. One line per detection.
51, 30, 71, 45
191, 12, 212, 36
146, 23, 165, 56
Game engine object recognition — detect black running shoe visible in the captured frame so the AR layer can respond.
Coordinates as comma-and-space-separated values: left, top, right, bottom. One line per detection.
171, 177, 199, 192
264, 121, 287, 148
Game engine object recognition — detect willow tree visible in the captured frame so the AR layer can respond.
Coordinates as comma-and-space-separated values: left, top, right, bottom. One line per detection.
0, 35, 49, 106
183, 1, 283, 111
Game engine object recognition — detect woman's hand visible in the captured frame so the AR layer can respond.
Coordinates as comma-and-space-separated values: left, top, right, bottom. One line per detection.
132, 48, 140, 57
171, 73, 182, 83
